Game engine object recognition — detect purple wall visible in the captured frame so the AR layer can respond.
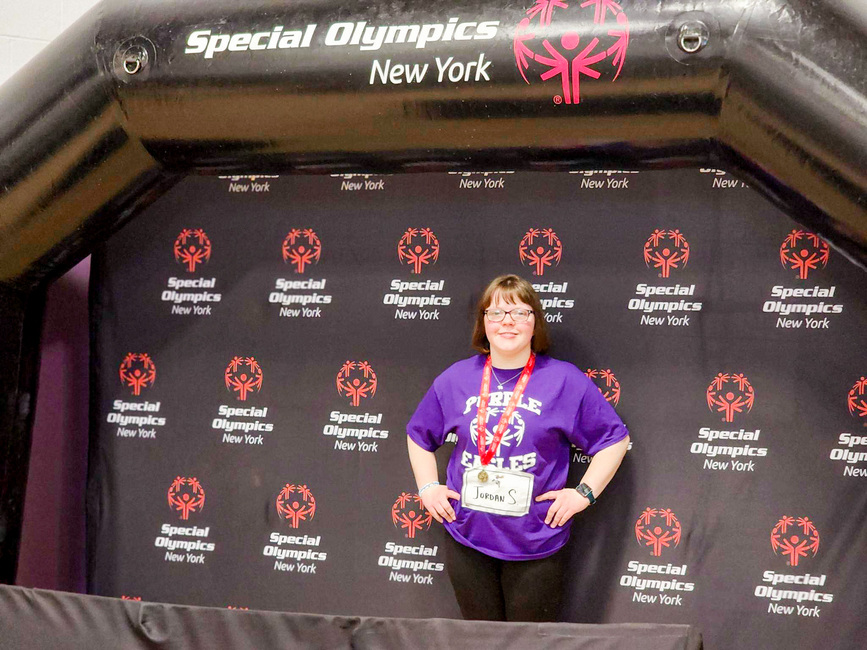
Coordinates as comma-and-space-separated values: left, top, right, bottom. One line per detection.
15, 257, 90, 591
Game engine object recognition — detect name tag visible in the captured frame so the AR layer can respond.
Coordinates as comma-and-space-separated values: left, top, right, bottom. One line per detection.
461, 467, 534, 517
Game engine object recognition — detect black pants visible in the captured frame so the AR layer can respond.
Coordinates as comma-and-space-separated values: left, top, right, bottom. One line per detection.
444, 533, 566, 622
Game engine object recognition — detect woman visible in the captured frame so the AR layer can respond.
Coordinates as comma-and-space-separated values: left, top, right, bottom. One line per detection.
406, 274, 630, 621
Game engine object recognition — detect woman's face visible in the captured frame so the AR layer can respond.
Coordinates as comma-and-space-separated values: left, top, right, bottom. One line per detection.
484, 292, 535, 361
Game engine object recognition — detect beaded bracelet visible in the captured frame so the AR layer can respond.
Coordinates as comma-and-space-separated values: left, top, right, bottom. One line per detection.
417, 481, 440, 496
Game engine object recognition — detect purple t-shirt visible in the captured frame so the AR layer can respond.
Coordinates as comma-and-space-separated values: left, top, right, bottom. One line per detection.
407, 354, 629, 561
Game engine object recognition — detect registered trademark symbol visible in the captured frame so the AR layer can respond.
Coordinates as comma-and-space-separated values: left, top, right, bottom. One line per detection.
554, 95, 562, 105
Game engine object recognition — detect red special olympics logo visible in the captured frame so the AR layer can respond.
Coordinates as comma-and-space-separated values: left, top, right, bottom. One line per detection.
706, 373, 755, 423
398, 227, 439, 275
276, 484, 316, 528
174, 228, 212, 273
771, 516, 820, 567
848, 376, 867, 418
780, 230, 829, 280
584, 368, 621, 407
392, 492, 433, 539
519, 228, 562, 276
514, 0, 630, 105
336, 361, 377, 407
225, 356, 263, 401
167, 476, 205, 520
635, 507, 682, 557
644, 229, 690, 278
119, 353, 156, 396
282, 228, 322, 274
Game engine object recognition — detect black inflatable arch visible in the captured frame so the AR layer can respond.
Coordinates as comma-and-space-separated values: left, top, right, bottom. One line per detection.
0, 0, 864, 582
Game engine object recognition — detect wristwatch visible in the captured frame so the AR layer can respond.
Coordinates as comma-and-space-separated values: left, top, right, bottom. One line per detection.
576, 482, 596, 505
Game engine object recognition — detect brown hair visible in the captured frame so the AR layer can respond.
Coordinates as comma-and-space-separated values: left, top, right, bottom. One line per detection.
471, 275, 550, 354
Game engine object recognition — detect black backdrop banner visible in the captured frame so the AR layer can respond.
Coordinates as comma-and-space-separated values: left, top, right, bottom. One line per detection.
88, 169, 867, 648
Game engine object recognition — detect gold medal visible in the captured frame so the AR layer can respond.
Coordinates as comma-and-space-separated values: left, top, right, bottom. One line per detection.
478, 469, 488, 483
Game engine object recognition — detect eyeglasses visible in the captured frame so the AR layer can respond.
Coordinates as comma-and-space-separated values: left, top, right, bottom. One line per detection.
484, 308, 534, 323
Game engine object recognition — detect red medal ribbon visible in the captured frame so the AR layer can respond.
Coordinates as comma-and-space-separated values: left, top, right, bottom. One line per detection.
477, 353, 536, 466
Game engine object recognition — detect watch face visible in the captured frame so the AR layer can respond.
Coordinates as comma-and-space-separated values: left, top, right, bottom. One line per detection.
578, 484, 595, 502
